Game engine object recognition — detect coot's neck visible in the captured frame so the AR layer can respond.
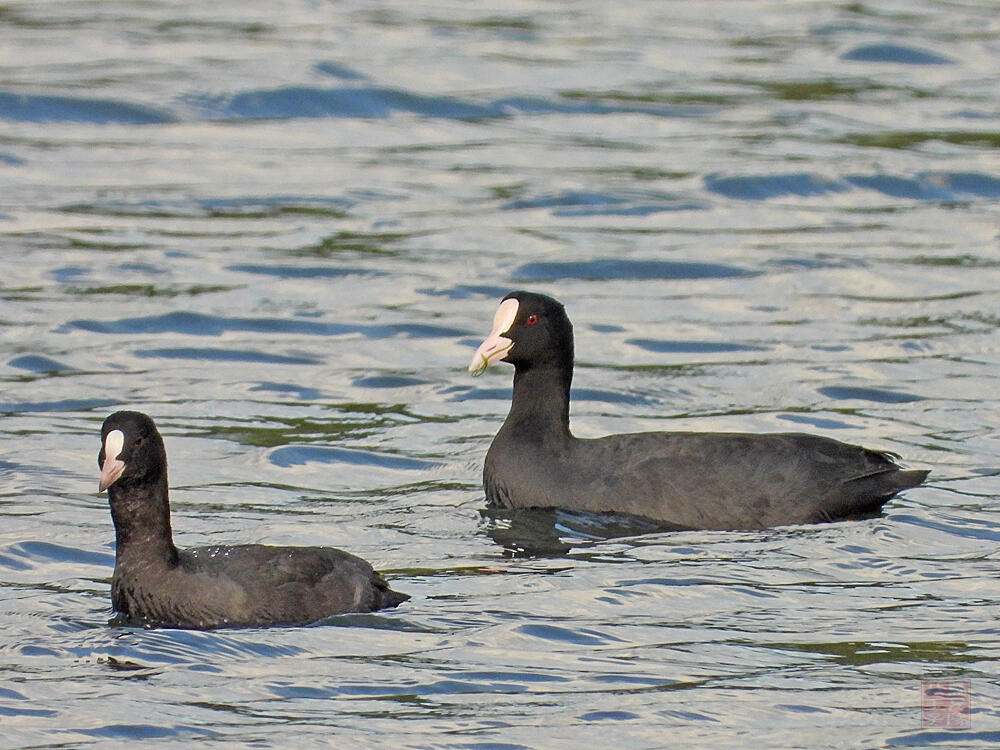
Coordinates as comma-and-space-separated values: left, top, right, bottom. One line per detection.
505, 358, 573, 440
108, 475, 178, 567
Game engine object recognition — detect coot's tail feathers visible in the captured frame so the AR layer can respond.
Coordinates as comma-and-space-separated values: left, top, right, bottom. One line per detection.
374, 578, 410, 610
851, 467, 929, 499
889, 468, 930, 492
384, 588, 410, 609
830, 467, 929, 521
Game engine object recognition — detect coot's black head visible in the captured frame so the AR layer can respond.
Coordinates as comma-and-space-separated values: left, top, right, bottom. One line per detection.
469, 291, 573, 375
99, 411, 167, 492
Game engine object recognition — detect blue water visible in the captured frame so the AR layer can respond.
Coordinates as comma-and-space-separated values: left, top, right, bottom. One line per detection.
2, 1, 999, 748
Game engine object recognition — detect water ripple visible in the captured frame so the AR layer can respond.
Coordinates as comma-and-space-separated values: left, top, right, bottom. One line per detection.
7, 355, 76, 373
74, 724, 219, 740
134, 348, 320, 365
516, 623, 620, 647
708, 171, 1000, 201
0, 91, 174, 124
512, 259, 756, 282
0, 398, 116, 414
60, 195, 353, 218
817, 386, 925, 404
249, 382, 325, 400
418, 284, 511, 300
226, 264, 383, 279
840, 43, 953, 65
705, 173, 849, 200
353, 375, 433, 388
627, 339, 769, 354
776, 414, 855, 430
1, 83, 714, 126
887, 731, 1000, 746
268, 445, 440, 471
195, 86, 503, 121
502, 190, 704, 216
4, 541, 113, 568
60, 311, 468, 339
185, 86, 709, 122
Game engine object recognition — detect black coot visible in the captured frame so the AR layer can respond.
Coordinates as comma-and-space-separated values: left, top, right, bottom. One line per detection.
469, 291, 928, 530
98, 411, 408, 629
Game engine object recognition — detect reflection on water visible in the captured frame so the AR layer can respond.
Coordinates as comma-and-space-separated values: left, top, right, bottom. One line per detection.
481, 507, 678, 558
1, 0, 999, 747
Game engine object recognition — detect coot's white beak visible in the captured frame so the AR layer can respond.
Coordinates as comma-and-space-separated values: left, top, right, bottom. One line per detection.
99, 429, 126, 492
468, 298, 519, 376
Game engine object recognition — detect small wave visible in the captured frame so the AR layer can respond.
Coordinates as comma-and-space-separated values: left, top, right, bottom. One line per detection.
705, 173, 849, 200
848, 172, 1000, 200
50, 266, 88, 282
570, 388, 658, 405
7, 355, 75, 373
845, 175, 952, 200
0, 398, 116, 414
418, 284, 511, 300
501, 189, 704, 216
579, 711, 642, 722
444, 386, 511, 401
249, 382, 325, 400
707, 171, 1000, 201
60, 195, 352, 218
134, 348, 320, 365
380, 323, 471, 339
226, 264, 383, 279
512, 259, 756, 282
494, 94, 709, 119
765, 257, 865, 271
0, 91, 174, 124
840, 43, 953, 65
2, 84, 715, 127
268, 445, 438, 471
817, 385, 924, 403
590, 324, 626, 333
100, 627, 307, 664
352, 375, 432, 388
776, 414, 855, 430
0, 705, 58, 719
75, 724, 217, 741
0, 552, 33, 571
887, 731, 1000, 746
627, 339, 768, 354
893, 513, 1000, 544
184, 86, 711, 122
921, 171, 1000, 198
5, 541, 113, 568
313, 62, 369, 81
60, 311, 467, 339
190, 86, 502, 121
62, 311, 334, 336
516, 623, 622, 646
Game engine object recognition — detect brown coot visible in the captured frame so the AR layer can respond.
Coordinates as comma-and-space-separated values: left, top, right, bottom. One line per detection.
98, 411, 408, 629
469, 291, 928, 530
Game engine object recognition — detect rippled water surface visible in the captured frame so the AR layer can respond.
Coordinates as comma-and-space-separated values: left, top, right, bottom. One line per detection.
2, 1, 999, 747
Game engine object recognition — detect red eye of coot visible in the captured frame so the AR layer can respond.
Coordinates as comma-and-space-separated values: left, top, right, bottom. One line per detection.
526, 314, 538, 325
